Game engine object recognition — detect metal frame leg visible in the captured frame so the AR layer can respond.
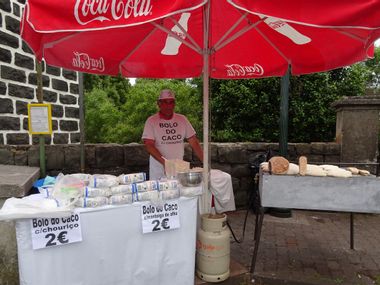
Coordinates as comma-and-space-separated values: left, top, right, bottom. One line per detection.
250, 206, 265, 275
350, 212, 354, 250
254, 211, 259, 241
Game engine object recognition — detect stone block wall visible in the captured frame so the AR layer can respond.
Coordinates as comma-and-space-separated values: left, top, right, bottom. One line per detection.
0, 142, 340, 207
0, 0, 80, 145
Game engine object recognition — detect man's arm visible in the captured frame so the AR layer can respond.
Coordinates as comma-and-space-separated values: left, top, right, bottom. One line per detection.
143, 139, 166, 166
187, 135, 203, 162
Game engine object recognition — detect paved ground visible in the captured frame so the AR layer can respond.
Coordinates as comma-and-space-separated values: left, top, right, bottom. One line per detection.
199, 209, 380, 285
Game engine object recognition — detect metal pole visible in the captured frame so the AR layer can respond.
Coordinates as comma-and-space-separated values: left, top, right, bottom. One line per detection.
270, 66, 292, 218
36, 61, 46, 177
201, 0, 211, 213
350, 213, 354, 249
79, 73, 85, 173
279, 66, 290, 157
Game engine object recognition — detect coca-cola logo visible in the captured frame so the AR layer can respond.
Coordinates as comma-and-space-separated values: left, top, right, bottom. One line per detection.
74, 0, 153, 25
72, 52, 105, 72
266, 20, 285, 30
225, 63, 264, 77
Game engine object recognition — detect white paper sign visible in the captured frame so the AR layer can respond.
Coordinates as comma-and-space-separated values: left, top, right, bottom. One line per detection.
141, 200, 180, 234
30, 106, 50, 133
30, 213, 82, 250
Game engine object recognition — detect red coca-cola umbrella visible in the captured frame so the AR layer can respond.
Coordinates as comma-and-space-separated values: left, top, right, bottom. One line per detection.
22, 0, 380, 78
21, 0, 380, 206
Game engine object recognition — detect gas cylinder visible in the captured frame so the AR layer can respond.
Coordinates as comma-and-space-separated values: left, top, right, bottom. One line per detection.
196, 213, 230, 282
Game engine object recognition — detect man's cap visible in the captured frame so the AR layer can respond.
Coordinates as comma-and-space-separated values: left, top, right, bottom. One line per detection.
159, 89, 175, 100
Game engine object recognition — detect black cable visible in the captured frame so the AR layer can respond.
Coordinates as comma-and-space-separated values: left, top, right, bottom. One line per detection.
227, 208, 250, 243
227, 173, 259, 243
226, 151, 269, 244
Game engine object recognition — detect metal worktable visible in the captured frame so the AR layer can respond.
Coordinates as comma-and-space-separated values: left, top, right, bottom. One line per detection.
250, 172, 380, 276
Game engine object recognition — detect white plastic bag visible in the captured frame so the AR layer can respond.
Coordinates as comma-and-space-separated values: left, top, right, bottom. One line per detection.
52, 175, 84, 207
0, 194, 72, 220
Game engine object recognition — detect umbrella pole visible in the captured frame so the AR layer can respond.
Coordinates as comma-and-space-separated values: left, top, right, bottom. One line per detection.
202, 0, 211, 213
274, 66, 292, 218
279, 66, 290, 157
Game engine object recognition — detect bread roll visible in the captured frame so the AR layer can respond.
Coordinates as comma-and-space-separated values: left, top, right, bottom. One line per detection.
305, 164, 327, 176
269, 156, 289, 174
359, 169, 370, 176
260, 162, 269, 172
277, 163, 299, 175
320, 164, 339, 171
346, 167, 359, 175
326, 168, 352, 178
298, 156, 307, 176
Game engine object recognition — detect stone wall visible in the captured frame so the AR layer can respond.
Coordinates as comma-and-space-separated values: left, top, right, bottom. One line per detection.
0, 142, 340, 207
0, 0, 80, 145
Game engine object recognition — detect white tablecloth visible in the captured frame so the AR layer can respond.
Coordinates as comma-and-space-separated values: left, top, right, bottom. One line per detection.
15, 197, 198, 285
199, 169, 236, 214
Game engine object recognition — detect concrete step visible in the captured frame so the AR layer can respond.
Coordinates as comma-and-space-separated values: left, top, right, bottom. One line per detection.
0, 164, 40, 199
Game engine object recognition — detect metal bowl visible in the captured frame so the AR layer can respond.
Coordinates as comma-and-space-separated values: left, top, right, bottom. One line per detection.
177, 171, 203, 187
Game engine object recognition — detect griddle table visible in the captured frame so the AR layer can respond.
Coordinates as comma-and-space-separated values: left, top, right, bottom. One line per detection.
250, 173, 380, 275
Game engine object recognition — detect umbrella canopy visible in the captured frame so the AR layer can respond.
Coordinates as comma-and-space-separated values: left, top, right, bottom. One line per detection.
21, 0, 380, 212
22, 0, 380, 78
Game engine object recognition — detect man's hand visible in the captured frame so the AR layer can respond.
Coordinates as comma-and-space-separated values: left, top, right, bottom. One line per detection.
188, 135, 203, 163
143, 139, 166, 165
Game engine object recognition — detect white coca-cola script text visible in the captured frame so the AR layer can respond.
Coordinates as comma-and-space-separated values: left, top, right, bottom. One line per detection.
225, 64, 264, 77
74, 0, 153, 25
72, 52, 105, 72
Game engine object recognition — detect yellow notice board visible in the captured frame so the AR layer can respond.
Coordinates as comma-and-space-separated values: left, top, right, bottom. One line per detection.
28, 103, 52, 135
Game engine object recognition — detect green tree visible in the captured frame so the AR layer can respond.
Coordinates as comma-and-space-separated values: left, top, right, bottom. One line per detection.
208, 61, 372, 143
365, 47, 380, 92
84, 79, 202, 143
84, 88, 124, 143
120, 79, 202, 143
84, 74, 132, 106
84, 48, 379, 144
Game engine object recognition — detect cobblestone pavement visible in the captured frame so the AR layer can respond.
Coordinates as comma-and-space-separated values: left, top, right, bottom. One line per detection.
226, 209, 380, 285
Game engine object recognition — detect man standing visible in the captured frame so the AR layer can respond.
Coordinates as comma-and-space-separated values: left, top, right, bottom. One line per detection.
142, 89, 203, 180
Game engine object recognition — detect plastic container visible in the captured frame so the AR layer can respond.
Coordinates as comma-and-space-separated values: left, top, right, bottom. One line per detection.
118, 173, 146, 185
180, 185, 203, 197
136, 191, 159, 202
67, 173, 91, 186
75, 197, 108, 208
109, 194, 133, 205
88, 174, 118, 188
83, 187, 111, 197
161, 189, 180, 200
111, 184, 134, 195
158, 180, 179, 191
134, 180, 159, 192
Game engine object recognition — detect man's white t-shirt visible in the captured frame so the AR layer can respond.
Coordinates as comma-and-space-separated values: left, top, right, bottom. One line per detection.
142, 113, 196, 179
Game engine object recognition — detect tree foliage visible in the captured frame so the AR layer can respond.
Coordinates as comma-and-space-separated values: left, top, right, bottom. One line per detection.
84, 78, 202, 143
84, 47, 380, 144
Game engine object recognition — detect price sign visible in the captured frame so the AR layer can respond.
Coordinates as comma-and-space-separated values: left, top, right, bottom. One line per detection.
141, 200, 180, 234
30, 213, 82, 250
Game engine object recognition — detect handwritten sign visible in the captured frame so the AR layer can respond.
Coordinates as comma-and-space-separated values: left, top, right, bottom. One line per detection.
141, 200, 180, 234
30, 214, 82, 250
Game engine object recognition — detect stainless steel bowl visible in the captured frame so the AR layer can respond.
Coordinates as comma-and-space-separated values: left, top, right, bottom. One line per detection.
177, 171, 203, 187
